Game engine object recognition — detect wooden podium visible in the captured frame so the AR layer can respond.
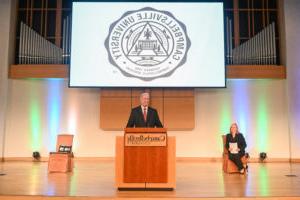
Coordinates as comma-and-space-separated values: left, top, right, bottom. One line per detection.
115, 128, 176, 190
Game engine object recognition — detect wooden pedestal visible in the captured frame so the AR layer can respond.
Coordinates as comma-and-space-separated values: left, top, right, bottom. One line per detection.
115, 132, 176, 190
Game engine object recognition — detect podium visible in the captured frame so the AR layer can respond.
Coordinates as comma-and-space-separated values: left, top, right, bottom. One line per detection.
115, 128, 176, 190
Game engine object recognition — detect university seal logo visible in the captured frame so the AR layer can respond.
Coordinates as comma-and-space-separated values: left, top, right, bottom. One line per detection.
105, 7, 191, 80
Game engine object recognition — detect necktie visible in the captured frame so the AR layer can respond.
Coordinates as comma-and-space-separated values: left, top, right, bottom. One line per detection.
143, 108, 147, 121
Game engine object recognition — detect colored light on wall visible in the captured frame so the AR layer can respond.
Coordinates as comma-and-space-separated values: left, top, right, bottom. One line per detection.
257, 94, 268, 152
29, 80, 41, 151
30, 99, 41, 151
219, 96, 231, 150
220, 102, 231, 134
219, 79, 272, 154
68, 105, 78, 151
232, 79, 255, 154
219, 79, 251, 149
232, 80, 249, 137
68, 110, 77, 134
47, 79, 63, 151
290, 77, 300, 142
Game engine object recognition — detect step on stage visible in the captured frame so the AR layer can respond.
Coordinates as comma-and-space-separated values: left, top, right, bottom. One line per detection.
0, 161, 300, 200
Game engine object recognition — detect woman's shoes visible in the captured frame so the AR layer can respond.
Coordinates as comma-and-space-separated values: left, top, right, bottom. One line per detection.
239, 168, 245, 174
240, 165, 248, 174
243, 165, 248, 174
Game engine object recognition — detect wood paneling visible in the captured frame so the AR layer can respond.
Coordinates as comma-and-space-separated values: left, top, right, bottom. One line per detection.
100, 89, 194, 130
146, 136, 176, 189
9, 64, 68, 78
55, 0, 62, 47
124, 128, 168, 183
131, 96, 140, 108
150, 88, 164, 97
1, 196, 298, 200
227, 65, 286, 78
124, 127, 167, 133
131, 96, 163, 120
164, 97, 195, 130
131, 88, 146, 97
233, 0, 240, 46
100, 97, 131, 130
150, 97, 164, 123
9, 65, 286, 79
100, 88, 131, 97
116, 136, 176, 189
2, 160, 300, 198
124, 146, 168, 183
115, 136, 145, 189
164, 88, 194, 97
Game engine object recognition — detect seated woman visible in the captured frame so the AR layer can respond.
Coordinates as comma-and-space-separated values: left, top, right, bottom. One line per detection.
225, 123, 248, 174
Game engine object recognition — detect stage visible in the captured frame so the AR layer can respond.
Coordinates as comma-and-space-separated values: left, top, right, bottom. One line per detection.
0, 160, 300, 200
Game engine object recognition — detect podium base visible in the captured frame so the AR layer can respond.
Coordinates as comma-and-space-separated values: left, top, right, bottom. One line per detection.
115, 136, 176, 190
118, 187, 174, 191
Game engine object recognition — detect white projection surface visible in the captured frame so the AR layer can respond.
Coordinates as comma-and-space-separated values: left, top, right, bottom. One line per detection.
70, 2, 225, 87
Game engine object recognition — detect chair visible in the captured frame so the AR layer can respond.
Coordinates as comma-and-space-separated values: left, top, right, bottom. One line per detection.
48, 134, 74, 173
222, 135, 248, 173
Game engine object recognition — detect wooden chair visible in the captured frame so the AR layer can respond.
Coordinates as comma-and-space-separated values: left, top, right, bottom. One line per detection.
48, 134, 74, 173
222, 135, 248, 173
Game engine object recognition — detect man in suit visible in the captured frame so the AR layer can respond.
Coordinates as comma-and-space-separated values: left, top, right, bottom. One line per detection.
126, 92, 163, 128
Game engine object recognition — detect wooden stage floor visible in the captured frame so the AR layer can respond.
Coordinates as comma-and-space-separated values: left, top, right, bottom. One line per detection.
0, 161, 300, 200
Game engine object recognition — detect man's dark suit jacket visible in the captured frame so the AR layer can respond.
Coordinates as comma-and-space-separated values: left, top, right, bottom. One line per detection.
126, 106, 163, 128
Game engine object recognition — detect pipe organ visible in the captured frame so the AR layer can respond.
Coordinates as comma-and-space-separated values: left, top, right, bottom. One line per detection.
226, 18, 277, 65
18, 16, 71, 65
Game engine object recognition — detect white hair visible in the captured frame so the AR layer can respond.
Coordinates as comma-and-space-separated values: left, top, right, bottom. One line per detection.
140, 92, 150, 98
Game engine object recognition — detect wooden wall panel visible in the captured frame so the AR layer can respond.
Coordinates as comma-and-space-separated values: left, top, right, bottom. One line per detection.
101, 88, 131, 97
131, 88, 163, 97
124, 145, 167, 183
129, 97, 164, 125
163, 97, 195, 130
150, 88, 163, 97
164, 88, 194, 97
9, 64, 68, 78
227, 65, 286, 79
131, 88, 145, 97
55, 0, 62, 47
100, 97, 131, 130
151, 97, 164, 124
100, 88, 195, 130
131, 97, 140, 108
116, 136, 176, 189
9, 65, 286, 79
115, 136, 145, 188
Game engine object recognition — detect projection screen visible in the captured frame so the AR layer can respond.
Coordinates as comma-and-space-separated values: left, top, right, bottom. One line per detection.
70, 2, 225, 87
